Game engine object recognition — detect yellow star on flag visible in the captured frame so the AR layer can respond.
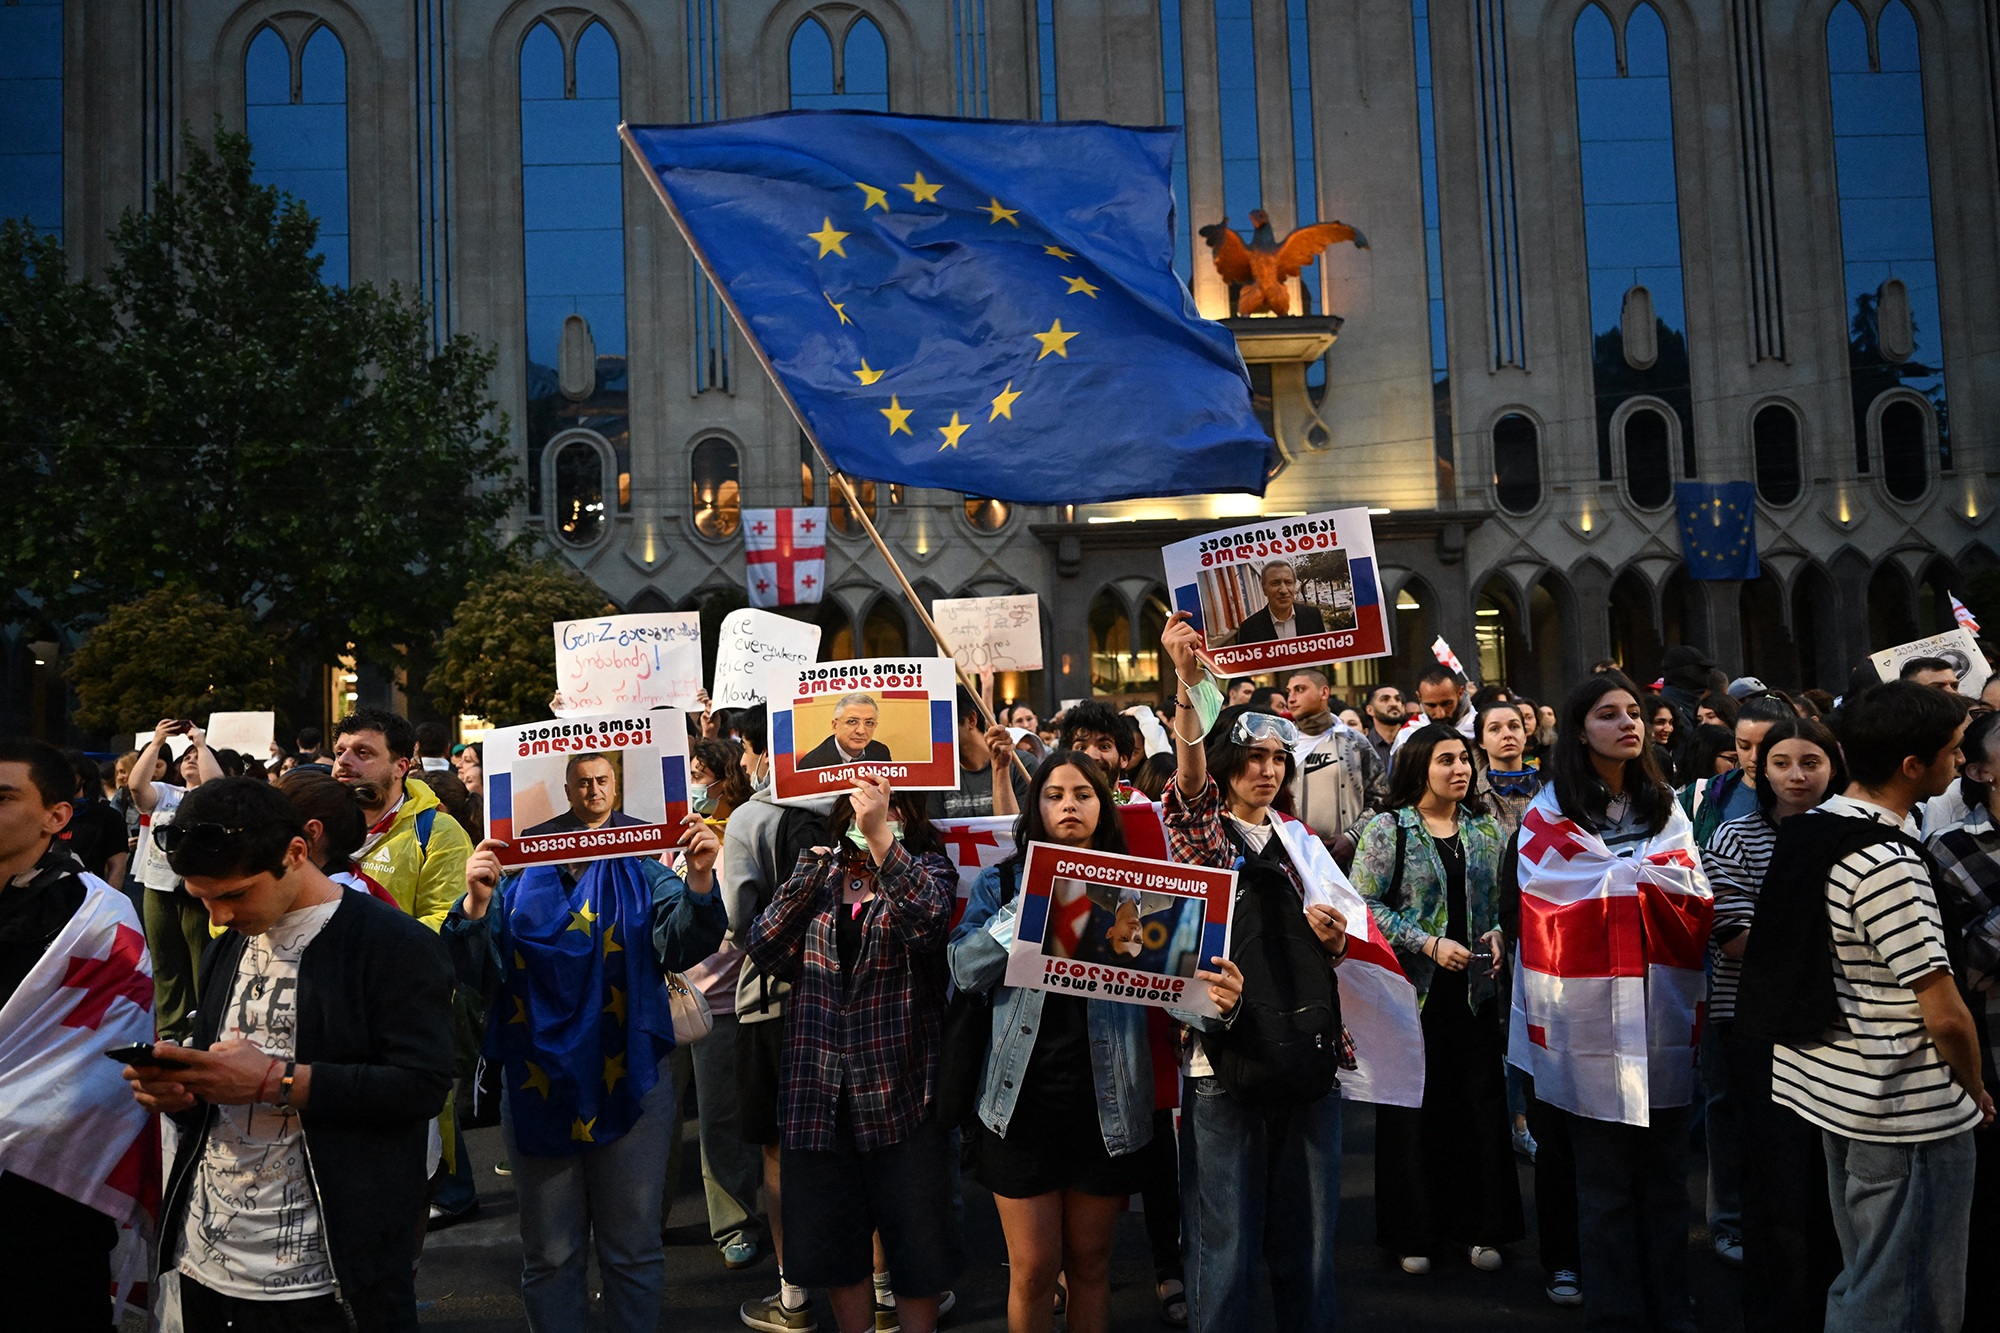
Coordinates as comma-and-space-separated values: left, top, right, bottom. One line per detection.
989, 381, 1021, 421
514, 949, 527, 970
855, 181, 889, 211
567, 902, 597, 933
509, 995, 529, 1024
855, 360, 885, 385
825, 293, 851, 326
982, 198, 1020, 227
808, 217, 850, 258
521, 1061, 552, 1098
603, 1051, 628, 1092
881, 396, 913, 435
1063, 275, 1100, 298
1044, 244, 1076, 260
938, 411, 971, 451
571, 1116, 597, 1143
1033, 319, 1078, 360
603, 985, 627, 1025
603, 926, 622, 955
900, 172, 941, 203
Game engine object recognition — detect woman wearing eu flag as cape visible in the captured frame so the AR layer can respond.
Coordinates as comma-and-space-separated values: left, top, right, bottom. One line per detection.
448, 817, 727, 1333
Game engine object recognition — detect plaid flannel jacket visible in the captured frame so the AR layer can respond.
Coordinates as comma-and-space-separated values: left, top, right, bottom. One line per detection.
744, 841, 958, 1151
1926, 805, 2000, 1079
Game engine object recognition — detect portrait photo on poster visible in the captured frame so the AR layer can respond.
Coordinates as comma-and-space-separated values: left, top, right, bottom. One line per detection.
769, 658, 960, 802
1159, 507, 1391, 677
482, 710, 691, 867
1002, 841, 1236, 1018
1868, 625, 1990, 698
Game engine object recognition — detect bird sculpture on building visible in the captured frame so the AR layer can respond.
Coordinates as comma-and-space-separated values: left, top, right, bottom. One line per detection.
1198, 209, 1369, 317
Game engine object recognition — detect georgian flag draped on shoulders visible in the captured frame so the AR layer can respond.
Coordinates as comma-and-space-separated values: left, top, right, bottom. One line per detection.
1506, 787, 1713, 1126
1270, 814, 1426, 1109
0, 874, 161, 1318
745, 507, 828, 607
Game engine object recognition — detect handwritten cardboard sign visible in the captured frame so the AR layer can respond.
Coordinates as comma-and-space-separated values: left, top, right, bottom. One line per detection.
1869, 626, 1990, 698
932, 594, 1043, 673
484, 711, 692, 868
710, 608, 823, 709
206, 711, 276, 758
552, 613, 704, 715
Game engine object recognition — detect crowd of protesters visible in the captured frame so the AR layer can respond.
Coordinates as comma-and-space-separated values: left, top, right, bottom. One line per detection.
1, 633, 1995, 1333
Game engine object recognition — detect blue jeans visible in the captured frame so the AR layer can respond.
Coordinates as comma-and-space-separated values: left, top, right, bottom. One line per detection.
1821, 1129, 1975, 1333
501, 1056, 676, 1333
1180, 1077, 1342, 1333
1699, 1017, 1741, 1239
1569, 1105, 1697, 1333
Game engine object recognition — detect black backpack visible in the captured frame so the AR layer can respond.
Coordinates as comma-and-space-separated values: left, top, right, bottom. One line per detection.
1206, 827, 1343, 1106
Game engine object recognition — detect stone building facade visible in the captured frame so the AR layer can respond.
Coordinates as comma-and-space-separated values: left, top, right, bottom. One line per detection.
11, 0, 1999, 721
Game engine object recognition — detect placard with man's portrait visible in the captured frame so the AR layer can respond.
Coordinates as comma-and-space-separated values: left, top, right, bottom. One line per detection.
768, 658, 960, 801
484, 711, 691, 867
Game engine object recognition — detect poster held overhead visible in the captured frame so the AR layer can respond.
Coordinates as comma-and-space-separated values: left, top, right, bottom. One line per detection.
205, 711, 277, 757
710, 609, 823, 709
1161, 507, 1391, 678
1869, 626, 1990, 698
552, 613, 704, 715
484, 711, 692, 868
769, 658, 960, 802
932, 594, 1043, 673
1002, 841, 1236, 1018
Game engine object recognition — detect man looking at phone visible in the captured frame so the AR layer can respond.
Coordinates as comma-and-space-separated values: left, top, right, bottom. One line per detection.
123, 777, 456, 1332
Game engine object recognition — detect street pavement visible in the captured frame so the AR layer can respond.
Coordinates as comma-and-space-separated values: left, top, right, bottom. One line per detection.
412, 1102, 1746, 1332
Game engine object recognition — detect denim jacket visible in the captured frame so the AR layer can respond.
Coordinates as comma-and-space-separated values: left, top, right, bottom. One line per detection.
1349, 806, 1503, 1011
947, 864, 1154, 1156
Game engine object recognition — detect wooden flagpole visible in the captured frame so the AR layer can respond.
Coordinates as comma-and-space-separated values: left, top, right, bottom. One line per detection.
621, 125, 1033, 783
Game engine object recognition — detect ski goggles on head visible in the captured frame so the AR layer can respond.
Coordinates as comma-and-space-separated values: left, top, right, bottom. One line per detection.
1229, 711, 1303, 750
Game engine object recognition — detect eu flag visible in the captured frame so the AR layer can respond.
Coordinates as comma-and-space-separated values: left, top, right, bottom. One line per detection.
1676, 482, 1760, 581
623, 112, 1273, 504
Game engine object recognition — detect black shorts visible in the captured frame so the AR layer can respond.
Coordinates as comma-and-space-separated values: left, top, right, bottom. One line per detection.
737, 1014, 786, 1146
779, 1109, 965, 1295
973, 1094, 1146, 1200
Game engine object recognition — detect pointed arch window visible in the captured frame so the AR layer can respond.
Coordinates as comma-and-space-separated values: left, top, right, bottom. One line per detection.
691, 437, 742, 538
245, 24, 349, 283
789, 13, 889, 111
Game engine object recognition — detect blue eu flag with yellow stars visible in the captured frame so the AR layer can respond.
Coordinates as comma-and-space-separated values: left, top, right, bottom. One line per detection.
622, 111, 1273, 504
1676, 482, 1760, 580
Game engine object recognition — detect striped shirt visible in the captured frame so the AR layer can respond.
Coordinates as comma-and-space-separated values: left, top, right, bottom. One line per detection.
1772, 795, 1981, 1143
1703, 812, 1779, 1022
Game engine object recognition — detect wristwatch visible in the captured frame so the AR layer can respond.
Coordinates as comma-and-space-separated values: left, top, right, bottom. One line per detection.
277, 1059, 298, 1109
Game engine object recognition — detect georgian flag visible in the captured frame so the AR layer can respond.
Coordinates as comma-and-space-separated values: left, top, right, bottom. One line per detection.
1269, 814, 1426, 1108
935, 803, 1172, 928
1430, 635, 1467, 677
1952, 593, 1981, 635
1506, 788, 1713, 1126
744, 507, 828, 607
0, 874, 161, 1319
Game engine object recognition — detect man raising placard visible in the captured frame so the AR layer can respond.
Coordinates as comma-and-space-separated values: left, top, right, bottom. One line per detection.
1231, 560, 1327, 645
523, 753, 645, 835
799, 693, 894, 769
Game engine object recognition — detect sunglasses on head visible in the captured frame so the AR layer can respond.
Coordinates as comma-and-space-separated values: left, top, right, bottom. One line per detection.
153, 821, 282, 855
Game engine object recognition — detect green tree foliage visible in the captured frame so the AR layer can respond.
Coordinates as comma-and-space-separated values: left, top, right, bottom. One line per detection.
428, 557, 616, 726
66, 586, 287, 737
0, 125, 520, 669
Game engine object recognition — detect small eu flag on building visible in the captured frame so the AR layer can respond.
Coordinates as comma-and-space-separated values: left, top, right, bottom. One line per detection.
622, 111, 1273, 505
1675, 482, 1760, 581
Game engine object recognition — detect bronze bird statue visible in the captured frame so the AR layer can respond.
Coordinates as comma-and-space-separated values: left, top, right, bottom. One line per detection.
1198, 209, 1369, 317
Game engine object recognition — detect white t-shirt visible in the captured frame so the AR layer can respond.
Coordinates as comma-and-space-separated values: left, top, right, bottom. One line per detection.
1771, 795, 1981, 1144
136, 785, 187, 891
178, 899, 340, 1299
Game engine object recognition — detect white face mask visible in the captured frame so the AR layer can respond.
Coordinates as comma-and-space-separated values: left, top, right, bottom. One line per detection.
845, 820, 904, 851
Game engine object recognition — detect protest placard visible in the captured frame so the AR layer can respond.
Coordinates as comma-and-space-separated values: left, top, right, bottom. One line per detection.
205, 711, 276, 758
1001, 841, 1235, 1018
484, 710, 691, 868
769, 658, 959, 801
552, 613, 704, 715
936, 801, 1169, 927
931, 594, 1043, 673
1160, 507, 1390, 677
1869, 626, 1990, 698
710, 608, 823, 709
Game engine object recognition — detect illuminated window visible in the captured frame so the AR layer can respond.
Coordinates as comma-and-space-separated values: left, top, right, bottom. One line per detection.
831, 601, 908, 658
830, 477, 877, 535
690, 437, 741, 538
554, 439, 606, 544
965, 496, 1010, 531
799, 434, 816, 506
245, 25, 349, 283
1089, 590, 1168, 701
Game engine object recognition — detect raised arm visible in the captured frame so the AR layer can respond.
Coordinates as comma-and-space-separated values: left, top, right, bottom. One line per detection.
1162, 611, 1208, 799
128, 720, 176, 814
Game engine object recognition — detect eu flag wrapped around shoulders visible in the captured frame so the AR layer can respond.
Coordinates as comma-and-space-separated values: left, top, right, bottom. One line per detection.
1675, 481, 1760, 581
623, 111, 1273, 504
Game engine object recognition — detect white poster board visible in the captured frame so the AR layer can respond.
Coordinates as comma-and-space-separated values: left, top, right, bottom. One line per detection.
710, 609, 823, 709
931, 594, 1044, 673
770, 658, 959, 802
485, 710, 692, 868
552, 613, 704, 715
1870, 626, 1990, 698
205, 711, 276, 758
134, 731, 192, 759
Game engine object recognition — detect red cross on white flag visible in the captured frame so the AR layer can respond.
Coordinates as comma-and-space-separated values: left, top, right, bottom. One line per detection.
743, 508, 828, 607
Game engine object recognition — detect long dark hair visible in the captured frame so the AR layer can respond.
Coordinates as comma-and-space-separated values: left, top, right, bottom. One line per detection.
690, 738, 753, 817
1386, 723, 1488, 817
1203, 704, 1297, 817
1549, 670, 1674, 836
1751, 717, 1847, 814
825, 786, 945, 858
1007, 749, 1130, 865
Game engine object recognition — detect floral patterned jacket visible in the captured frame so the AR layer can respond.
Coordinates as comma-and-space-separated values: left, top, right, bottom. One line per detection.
1349, 805, 1504, 1010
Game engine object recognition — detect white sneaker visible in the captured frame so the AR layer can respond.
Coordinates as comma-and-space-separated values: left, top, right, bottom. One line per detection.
1399, 1255, 1431, 1274
1713, 1233, 1744, 1267
1469, 1246, 1503, 1272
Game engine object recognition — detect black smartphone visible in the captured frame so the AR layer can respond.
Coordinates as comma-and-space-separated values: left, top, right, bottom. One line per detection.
103, 1043, 188, 1069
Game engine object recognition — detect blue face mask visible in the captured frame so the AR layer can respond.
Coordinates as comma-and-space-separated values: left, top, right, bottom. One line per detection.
691, 789, 718, 816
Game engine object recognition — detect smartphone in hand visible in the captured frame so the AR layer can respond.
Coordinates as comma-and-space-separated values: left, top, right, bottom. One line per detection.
103, 1043, 189, 1070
